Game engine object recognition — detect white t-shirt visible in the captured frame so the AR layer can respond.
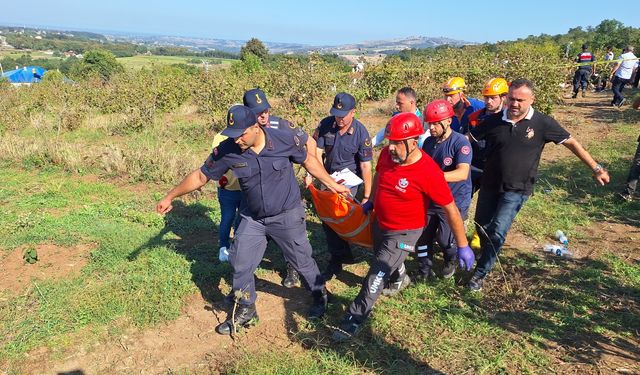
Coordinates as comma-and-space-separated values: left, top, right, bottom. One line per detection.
615, 52, 639, 80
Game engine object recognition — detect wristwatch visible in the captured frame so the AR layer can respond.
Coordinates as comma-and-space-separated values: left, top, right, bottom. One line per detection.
592, 163, 604, 173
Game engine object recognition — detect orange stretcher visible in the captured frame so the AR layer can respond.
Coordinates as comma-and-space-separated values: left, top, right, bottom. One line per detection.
308, 184, 374, 248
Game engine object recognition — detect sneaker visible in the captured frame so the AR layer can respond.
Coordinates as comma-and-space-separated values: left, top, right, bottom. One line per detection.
617, 98, 627, 107
332, 314, 362, 342
322, 262, 343, 281
470, 231, 481, 251
466, 274, 485, 292
215, 304, 259, 335
441, 258, 457, 279
307, 287, 328, 320
381, 274, 411, 296
571, 92, 578, 99
283, 262, 301, 288
218, 247, 229, 262
581, 90, 586, 98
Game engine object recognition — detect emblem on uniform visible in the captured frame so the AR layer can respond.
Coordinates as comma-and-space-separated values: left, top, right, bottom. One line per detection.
398, 178, 409, 188
294, 136, 301, 147
443, 157, 453, 166
229, 112, 234, 126
526, 127, 534, 139
255, 93, 262, 104
364, 138, 371, 147
461, 146, 471, 155
289, 121, 296, 129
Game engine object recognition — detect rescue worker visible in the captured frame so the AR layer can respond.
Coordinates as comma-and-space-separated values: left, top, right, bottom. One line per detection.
370, 87, 427, 147
331, 112, 475, 341
467, 79, 610, 292
442, 77, 485, 133
242, 88, 318, 289
465, 78, 510, 250
308, 92, 373, 281
416, 100, 473, 280
156, 105, 349, 335
572, 43, 596, 98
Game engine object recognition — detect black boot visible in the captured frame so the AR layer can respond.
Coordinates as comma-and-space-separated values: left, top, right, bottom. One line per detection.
283, 262, 301, 288
308, 287, 328, 320
216, 303, 259, 335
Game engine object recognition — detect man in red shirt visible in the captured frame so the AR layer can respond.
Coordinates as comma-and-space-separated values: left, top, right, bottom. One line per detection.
332, 113, 475, 341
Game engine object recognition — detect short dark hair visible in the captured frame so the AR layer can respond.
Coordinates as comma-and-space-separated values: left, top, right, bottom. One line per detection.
397, 87, 417, 101
510, 78, 535, 93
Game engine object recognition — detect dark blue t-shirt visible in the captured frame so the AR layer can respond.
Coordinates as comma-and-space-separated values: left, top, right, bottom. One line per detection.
451, 98, 485, 133
422, 131, 473, 210
313, 117, 373, 176
201, 127, 308, 219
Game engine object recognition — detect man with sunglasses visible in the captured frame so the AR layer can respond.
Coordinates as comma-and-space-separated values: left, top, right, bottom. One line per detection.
442, 77, 485, 133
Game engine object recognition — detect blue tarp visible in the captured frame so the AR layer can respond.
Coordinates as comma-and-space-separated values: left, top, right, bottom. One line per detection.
1, 66, 47, 83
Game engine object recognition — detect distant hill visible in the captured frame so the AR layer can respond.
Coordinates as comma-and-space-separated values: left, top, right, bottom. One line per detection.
107, 33, 473, 54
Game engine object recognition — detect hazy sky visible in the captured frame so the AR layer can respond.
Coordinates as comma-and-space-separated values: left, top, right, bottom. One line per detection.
1, 0, 637, 45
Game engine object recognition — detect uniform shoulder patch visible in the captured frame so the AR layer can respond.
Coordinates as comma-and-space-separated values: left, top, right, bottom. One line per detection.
364, 137, 372, 147
461, 145, 471, 155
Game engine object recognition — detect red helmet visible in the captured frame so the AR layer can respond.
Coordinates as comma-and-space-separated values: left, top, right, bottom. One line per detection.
385, 112, 424, 141
424, 99, 454, 123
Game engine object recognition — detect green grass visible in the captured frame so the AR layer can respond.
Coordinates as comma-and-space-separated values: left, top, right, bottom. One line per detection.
0, 166, 212, 362
515, 120, 640, 240
116, 55, 233, 70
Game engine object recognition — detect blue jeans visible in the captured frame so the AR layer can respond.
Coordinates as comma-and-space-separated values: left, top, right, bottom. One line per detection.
611, 76, 630, 105
217, 188, 242, 249
473, 189, 529, 278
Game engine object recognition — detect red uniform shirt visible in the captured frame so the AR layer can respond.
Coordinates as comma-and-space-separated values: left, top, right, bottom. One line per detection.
374, 147, 454, 231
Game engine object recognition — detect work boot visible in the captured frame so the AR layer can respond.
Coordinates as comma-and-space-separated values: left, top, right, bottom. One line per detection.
582, 89, 586, 98
322, 261, 343, 281
571, 92, 578, 99
332, 314, 363, 342
307, 287, 328, 320
466, 273, 485, 292
282, 262, 301, 288
441, 258, 457, 279
216, 303, 259, 335
415, 268, 435, 283
381, 274, 411, 296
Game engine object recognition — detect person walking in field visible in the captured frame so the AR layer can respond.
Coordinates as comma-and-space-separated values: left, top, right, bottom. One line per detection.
332, 113, 474, 341
157, 105, 349, 335
466, 78, 610, 292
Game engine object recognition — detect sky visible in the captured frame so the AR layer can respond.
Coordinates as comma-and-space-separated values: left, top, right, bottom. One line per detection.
0, 0, 638, 46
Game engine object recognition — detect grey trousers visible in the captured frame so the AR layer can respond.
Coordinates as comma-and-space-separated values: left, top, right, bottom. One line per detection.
347, 220, 423, 321
229, 203, 325, 305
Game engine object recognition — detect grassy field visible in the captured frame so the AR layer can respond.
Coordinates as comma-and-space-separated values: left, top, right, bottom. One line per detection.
116, 55, 234, 70
0, 90, 639, 374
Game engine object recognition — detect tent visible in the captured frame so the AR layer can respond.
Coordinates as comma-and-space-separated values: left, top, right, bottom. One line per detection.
1, 66, 47, 84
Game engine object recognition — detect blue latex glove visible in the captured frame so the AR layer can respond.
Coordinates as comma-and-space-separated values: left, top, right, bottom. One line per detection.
361, 201, 373, 215
457, 245, 475, 271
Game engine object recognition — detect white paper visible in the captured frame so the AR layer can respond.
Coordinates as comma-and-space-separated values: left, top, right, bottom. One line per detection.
330, 168, 363, 188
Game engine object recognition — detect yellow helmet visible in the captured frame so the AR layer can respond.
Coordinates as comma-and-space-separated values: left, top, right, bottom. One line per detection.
442, 77, 466, 95
482, 78, 509, 96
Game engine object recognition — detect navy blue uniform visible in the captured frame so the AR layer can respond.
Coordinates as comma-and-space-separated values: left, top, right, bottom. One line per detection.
573, 51, 595, 95
201, 127, 324, 305
416, 132, 473, 272
313, 117, 373, 269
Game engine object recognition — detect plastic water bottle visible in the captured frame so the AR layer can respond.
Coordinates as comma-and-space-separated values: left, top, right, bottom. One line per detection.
555, 230, 569, 248
542, 244, 573, 258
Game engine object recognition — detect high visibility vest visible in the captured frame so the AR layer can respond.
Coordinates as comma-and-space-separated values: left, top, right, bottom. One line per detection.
308, 185, 374, 248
